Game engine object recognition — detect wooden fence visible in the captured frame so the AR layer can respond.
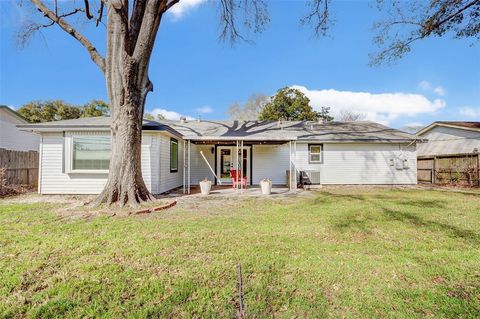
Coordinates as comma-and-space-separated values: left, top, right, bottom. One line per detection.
0, 148, 39, 188
417, 152, 480, 187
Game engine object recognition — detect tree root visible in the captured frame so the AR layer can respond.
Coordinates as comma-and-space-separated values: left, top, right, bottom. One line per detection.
92, 182, 154, 208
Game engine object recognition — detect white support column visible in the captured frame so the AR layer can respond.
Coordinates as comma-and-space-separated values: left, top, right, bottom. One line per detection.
236, 140, 239, 191
289, 141, 292, 191
188, 140, 191, 194
294, 141, 297, 190
241, 140, 244, 193
183, 140, 186, 194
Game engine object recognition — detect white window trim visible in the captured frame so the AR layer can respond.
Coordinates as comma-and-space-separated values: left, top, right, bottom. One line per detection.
309, 144, 323, 164
170, 138, 179, 172
67, 134, 110, 174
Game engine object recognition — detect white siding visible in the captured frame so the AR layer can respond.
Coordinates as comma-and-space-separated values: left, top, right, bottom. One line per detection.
39, 131, 155, 194
156, 134, 184, 193
417, 126, 480, 156
0, 110, 39, 151
250, 142, 417, 185
252, 144, 289, 185
188, 144, 215, 185
295, 142, 417, 185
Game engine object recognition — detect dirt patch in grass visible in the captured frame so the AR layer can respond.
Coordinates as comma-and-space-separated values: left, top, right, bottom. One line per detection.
2, 193, 176, 219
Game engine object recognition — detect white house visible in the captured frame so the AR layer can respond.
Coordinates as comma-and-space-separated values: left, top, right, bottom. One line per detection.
416, 121, 480, 156
18, 117, 419, 195
0, 105, 39, 151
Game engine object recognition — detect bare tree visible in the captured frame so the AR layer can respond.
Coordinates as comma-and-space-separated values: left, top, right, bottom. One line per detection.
371, 0, 480, 65
227, 93, 269, 120
336, 109, 366, 122
21, 0, 332, 207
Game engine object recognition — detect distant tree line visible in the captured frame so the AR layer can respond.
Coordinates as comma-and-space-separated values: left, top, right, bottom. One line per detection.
18, 100, 109, 123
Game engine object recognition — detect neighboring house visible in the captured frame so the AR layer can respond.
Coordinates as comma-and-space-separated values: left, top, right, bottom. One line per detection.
0, 105, 39, 151
416, 121, 480, 157
18, 117, 419, 195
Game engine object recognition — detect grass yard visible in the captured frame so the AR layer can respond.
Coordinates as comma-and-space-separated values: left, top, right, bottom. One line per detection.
1, 188, 479, 318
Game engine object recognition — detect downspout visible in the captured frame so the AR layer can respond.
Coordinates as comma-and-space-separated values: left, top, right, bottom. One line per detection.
183, 139, 186, 194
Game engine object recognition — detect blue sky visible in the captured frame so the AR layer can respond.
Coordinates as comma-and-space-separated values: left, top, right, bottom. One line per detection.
1, 0, 479, 128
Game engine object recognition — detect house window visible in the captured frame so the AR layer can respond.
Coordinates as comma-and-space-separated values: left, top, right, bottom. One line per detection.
170, 138, 178, 172
72, 136, 111, 171
309, 144, 323, 163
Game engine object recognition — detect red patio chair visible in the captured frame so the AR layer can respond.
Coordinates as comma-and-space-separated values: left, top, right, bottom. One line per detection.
230, 169, 248, 189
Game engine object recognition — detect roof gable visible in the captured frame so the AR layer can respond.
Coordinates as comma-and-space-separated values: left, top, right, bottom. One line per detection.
417, 121, 480, 135
0, 105, 28, 123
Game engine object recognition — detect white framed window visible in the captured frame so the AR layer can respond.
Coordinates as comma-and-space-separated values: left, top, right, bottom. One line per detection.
71, 136, 111, 173
309, 144, 323, 163
170, 138, 178, 172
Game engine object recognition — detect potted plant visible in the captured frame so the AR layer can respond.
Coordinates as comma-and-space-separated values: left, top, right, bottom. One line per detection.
199, 177, 212, 195
260, 178, 272, 195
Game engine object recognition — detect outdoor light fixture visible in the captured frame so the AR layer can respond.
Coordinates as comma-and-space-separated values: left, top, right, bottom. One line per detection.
211, 147, 214, 154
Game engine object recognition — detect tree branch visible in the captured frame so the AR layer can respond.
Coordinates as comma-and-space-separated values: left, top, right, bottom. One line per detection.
96, 0, 105, 27
84, 0, 93, 19
30, 0, 106, 74
301, 0, 332, 37
164, 0, 180, 12
371, 0, 480, 66
132, 0, 165, 63
421, 0, 480, 36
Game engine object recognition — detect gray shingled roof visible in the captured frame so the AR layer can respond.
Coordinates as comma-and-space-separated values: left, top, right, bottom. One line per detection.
17, 116, 420, 143
16, 116, 182, 137
162, 120, 419, 142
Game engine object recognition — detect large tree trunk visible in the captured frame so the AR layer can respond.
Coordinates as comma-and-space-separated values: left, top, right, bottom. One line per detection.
94, 89, 153, 207
94, 57, 154, 207
95, 0, 161, 207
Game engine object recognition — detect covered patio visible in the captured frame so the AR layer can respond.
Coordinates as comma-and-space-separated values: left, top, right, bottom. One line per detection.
181, 137, 299, 194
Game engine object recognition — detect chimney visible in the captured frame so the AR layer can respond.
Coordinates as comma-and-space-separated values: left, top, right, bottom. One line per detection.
180, 116, 187, 123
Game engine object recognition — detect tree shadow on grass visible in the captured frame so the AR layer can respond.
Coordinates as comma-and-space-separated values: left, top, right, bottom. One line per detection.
381, 207, 480, 245
313, 192, 367, 205
390, 199, 448, 209
334, 215, 375, 234
318, 191, 478, 244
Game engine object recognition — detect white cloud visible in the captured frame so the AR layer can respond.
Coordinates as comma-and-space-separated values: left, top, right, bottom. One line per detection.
403, 122, 424, 127
459, 106, 480, 118
433, 86, 446, 96
168, 0, 207, 20
150, 108, 194, 120
419, 80, 432, 91
418, 80, 446, 96
196, 105, 213, 114
292, 85, 446, 125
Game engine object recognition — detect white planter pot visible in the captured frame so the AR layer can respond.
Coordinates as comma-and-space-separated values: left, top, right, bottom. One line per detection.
199, 181, 212, 195
260, 180, 272, 195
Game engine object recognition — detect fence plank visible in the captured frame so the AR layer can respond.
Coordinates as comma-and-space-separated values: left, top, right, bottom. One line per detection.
0, 148, 39, 188
417, 152, 480, 187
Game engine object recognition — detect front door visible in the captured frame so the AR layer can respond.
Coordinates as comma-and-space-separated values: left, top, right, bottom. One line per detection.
216, 146, 250, 184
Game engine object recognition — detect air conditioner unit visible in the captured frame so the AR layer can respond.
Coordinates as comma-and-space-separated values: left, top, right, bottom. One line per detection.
300, 170, 321, 185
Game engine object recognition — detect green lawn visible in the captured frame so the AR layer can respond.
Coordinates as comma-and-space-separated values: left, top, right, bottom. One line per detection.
1, 188, 479, 318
